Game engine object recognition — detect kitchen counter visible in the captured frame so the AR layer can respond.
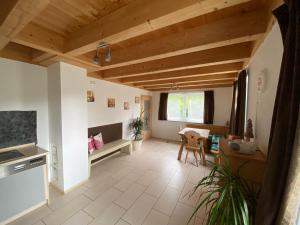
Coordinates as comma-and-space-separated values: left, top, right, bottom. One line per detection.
0, 144, 48, 166
0, 144, 49, 224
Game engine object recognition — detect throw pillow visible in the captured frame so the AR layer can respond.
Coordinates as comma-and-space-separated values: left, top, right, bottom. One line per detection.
94, 132, 104, 150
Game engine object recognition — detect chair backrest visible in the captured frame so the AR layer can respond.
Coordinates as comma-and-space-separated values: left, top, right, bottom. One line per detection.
184, 131, 202, 150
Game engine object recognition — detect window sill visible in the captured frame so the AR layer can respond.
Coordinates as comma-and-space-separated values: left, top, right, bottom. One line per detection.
166, 120, 204, 124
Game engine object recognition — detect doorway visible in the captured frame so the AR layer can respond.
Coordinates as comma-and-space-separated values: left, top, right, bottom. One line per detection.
141, 95, 152, 140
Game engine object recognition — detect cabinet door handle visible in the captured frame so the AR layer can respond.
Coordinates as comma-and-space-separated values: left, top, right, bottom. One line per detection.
14, 164, 26, 170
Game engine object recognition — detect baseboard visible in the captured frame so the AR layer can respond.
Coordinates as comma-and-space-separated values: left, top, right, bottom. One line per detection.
0, 200, 47, 225
63, 179, 88, 194
150, 137, 181, 144
50, 178, 88, 194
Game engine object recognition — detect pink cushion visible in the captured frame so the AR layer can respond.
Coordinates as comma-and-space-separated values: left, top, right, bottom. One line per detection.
88, 137, 95, 154
94, 132, 104, 150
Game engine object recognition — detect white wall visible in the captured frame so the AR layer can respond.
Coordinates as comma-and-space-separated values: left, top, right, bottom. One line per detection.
151, 87, 233, 141
0, 58, 49, 150
48, 62, 88, 192
247, 23, 283, 154
87, 78, 151, 139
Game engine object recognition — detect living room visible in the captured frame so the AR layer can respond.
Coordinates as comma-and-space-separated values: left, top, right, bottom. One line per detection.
0, 0, 299, 225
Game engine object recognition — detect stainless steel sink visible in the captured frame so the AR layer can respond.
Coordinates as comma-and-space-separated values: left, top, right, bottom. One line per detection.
0, 150, 24, 163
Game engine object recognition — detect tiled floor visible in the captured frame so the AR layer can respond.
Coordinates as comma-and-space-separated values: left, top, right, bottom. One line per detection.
8, 139, 212, 225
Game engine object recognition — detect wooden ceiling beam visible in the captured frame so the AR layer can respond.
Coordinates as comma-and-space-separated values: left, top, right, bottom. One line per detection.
12, 23, 101, 71
0, 0, 49, 50
0, 42, 37, 64
95, 10, 267, 70
141, 79, 236, 89
134, 73, 238, 87
13, 23, 65, 55
145, 80, 234, 89
65, 0, 251, 56
120, 62, 243, 84
101, 42, 251, 79
148, 83, 233, 91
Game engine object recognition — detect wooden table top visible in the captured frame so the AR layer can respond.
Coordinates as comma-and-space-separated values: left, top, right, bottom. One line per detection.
178, 127, 210, 138
220, 139, 266, 162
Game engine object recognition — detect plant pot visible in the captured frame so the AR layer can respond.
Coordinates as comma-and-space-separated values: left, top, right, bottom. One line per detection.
132, 139, 143, 151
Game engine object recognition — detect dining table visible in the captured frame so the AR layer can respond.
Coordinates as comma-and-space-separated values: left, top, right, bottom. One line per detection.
177, 127, 210, 163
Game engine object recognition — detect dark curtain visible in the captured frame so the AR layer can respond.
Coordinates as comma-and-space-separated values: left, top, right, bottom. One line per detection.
229, 70, 247, 137
158, 93, 168, 120
255, 1, 300, 225
204, 91, 214, 124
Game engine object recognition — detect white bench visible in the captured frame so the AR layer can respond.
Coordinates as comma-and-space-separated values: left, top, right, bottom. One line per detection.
88, 139, 132, 177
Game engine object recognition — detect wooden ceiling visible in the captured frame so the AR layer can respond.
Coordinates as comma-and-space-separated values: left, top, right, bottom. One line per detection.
0, 0, 282, 91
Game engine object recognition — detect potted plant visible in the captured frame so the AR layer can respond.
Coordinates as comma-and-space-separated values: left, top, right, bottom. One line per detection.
188, 154, 260, 225
129, 116, 144, 151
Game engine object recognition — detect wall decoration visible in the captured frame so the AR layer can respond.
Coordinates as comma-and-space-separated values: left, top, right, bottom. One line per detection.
87, 90, 95, 102
107, 98, 115, 108
135, 96, 140, 104
124, 102, 129, 110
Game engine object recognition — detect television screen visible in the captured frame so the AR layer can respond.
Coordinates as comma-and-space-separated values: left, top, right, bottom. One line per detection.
0, 111, 37, 148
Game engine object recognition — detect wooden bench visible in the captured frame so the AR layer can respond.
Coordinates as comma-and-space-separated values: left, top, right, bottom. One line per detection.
88, 123, 132, 177
88, 139, 132, 177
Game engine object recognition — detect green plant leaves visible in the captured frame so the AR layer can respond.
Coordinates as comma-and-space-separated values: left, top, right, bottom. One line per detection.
188, 154, 260, 225
129, 117, 144, 140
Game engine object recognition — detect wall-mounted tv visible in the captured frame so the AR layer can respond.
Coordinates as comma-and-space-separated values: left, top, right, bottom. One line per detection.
0, 111, 37, 149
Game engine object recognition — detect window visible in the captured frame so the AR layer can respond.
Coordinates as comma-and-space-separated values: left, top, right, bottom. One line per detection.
167, 92, 204, 123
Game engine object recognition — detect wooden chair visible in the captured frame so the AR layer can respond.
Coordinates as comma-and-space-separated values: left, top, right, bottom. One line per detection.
184, 131, 206, 166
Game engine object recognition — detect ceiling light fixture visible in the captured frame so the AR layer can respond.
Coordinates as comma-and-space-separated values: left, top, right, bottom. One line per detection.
94, 42, 111, 64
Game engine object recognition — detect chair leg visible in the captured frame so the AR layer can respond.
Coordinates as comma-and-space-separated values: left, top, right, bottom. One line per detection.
201, 147, 206, 166
185, 150, 189, 164
193, 150, 199, 167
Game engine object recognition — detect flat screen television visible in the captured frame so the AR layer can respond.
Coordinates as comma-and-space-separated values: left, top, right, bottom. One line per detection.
0, 111, 37, 149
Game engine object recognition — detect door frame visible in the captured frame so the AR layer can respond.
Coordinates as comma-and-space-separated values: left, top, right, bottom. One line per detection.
141, 95, 152, 140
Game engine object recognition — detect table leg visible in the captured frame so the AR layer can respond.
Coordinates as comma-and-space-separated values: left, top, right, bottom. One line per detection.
178, 141, 184, 160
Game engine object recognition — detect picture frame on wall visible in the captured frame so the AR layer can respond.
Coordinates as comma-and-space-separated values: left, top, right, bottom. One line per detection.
108, 98, 115, 108
87, 91, 95, 102
124, 102, 129, 110
135, 96, 140, 104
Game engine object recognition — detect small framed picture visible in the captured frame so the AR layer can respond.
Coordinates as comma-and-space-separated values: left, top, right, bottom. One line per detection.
87, 91, 95, 102
135, 96, 140, 104
124, 102, 129, 110
108, 98, 115, 108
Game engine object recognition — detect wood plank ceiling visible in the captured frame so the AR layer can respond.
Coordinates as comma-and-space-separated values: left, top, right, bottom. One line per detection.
0, 0, 282, 91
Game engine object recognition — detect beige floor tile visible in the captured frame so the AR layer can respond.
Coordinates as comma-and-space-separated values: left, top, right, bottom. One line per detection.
83, 176, 118, 200
168, 172, 188, 192
115, 219, 131, 225
153, 187, 181, 216
85, 170, 112, 188
194, 216, 206, 225
187, 166, 205, 184
122, 193, 157, 225
8, 139, 212, 225
84, 188, 122, 218
114, 178, 134, 192
168, 203, 195, 225
62, 210, 93, 225
89, 203, 125, 225
179, 182, 200, 207
142, 210, 169, 225
136, 171, 159, 187
43, 195, 91, 225
49, 185, 88, 210
114, 183, 146, 209
125, 171, 143, 181
32, 221, 46, 225
145, 179, 168, 198
8, 205, 52, 225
